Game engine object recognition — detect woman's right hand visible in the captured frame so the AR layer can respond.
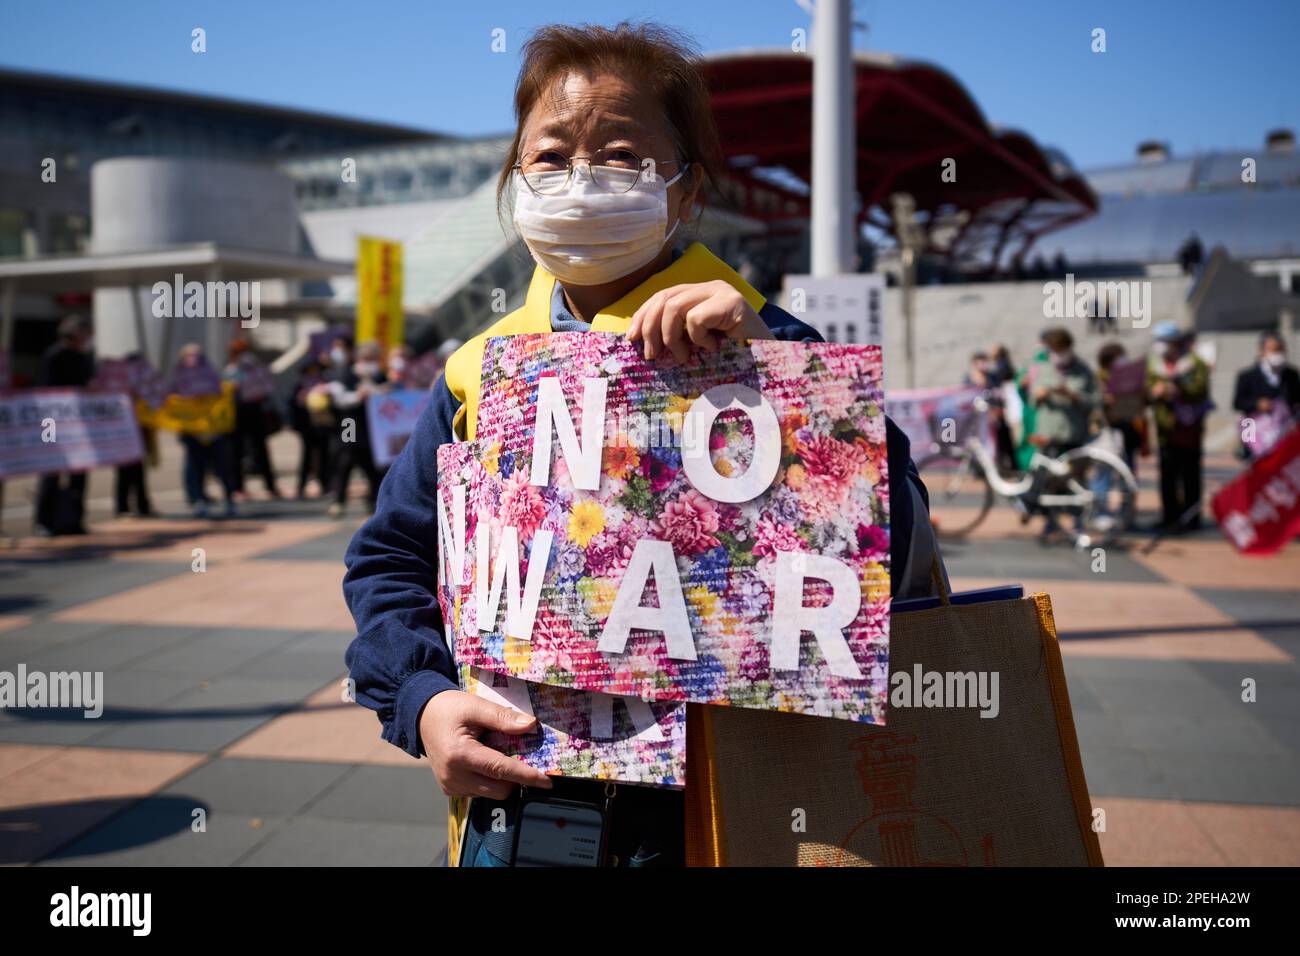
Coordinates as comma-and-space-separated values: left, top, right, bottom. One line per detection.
418, 689, 553, 799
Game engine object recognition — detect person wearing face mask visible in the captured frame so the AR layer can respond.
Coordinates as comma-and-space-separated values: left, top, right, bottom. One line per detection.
340, 21, 946, 869
1232, 331, 1300, 459
1020, 328, 1100, 540
1146, 322, 1211, 532
1026, 329, 1098, 453
386, 344, 413, 389
322, 337, 386, 518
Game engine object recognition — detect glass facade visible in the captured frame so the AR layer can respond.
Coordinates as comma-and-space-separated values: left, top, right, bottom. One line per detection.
0, 76, 436, 172
280, 138, 511, 210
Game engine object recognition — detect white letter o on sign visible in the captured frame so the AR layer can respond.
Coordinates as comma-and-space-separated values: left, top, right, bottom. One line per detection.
680, 384, 781, 503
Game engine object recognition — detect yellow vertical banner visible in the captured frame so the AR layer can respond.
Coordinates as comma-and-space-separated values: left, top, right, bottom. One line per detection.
356, 236, 404, 348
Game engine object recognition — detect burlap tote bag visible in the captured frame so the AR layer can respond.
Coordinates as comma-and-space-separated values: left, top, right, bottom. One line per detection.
684, 569, 1103, 866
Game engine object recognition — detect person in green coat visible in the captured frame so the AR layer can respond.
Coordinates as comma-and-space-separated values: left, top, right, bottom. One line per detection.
1021, 328, 1101, 540
1026, 328, 1100, 453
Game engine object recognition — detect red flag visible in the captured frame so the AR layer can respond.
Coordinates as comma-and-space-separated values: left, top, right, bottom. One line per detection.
1212, 426, 1300, 555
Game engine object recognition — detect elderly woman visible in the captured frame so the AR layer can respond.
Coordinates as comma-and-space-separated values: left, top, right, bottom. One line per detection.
343, 21, 942, 867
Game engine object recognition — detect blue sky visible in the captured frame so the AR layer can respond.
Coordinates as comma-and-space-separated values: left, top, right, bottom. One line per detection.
1, 0, 1295, 170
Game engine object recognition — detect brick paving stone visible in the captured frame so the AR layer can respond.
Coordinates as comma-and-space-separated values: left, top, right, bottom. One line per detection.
52, 559, 352, 632
304, 764, 446, 826
223, 680, 424, 769
86, 674, 330, 753
4, 476, 1296, 867
157, 756, 353, 817
0, 745, 204, 864
40, 799, 285, 867
235, 816, 440, 867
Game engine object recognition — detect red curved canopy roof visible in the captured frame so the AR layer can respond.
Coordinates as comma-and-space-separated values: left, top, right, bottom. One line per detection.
703, 49, 1097, 271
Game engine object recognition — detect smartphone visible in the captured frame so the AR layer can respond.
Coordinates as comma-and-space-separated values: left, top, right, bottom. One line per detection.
512, 794, 609, 867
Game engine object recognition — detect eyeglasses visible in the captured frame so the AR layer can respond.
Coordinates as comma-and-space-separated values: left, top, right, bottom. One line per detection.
512, 148, 687, 196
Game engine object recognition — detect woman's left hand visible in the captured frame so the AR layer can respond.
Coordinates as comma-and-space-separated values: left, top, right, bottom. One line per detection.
626, 280, 772, 362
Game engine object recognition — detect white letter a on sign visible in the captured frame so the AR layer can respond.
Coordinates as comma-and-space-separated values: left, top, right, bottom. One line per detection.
597, 539, 696, 660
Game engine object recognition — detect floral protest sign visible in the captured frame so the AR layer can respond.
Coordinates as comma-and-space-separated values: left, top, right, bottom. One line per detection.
462, 665, 687, 787
437, 440, 687, 787
446, 332, 891, 723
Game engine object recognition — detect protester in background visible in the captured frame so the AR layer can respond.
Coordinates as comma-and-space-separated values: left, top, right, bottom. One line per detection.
171, 343, 237, 519
320, 337, 386, 518
1013, 332, 1053, 472
113, 351, 156, 518
223, 338, 282, 500
987, 344, 1014, 388
1147, 322, 1211, 532
291, 356, 332, 499
963, 351, 991, 389
34, 315, 94, 536
1022, 327, 1100, 540
985, 344, 1018, 470
964, 350, 1015, 473
1027, 329, 1098, 450
386, 344, 413, 389
1096, 343, 1145, 474
1232, 331, 1300, 459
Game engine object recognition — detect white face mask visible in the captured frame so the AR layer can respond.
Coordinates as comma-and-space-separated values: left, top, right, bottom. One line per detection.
1264, 351, 1287, 369
512, 164, 684, 286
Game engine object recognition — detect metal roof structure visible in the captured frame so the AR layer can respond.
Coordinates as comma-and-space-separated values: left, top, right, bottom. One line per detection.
1047, 145, 1300, 267
0, 243, 353, 359
0, 242, 352, 293
0, 67, 442, 146
1086, 147, 1300, 197
702, 48, 1098, 274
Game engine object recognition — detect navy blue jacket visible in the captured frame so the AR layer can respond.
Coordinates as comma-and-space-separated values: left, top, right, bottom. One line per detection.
343, 300, 927, 758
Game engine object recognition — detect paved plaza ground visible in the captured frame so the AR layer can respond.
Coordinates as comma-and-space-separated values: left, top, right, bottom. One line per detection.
1, 437, 1297, 866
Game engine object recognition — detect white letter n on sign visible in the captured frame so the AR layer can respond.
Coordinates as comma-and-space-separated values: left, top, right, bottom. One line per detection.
530, 376, 607, 491
770, 551, 864, 678
436, 482, 466, 586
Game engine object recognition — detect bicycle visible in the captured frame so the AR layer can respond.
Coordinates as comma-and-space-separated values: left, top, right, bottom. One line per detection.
915, 400, 1139, 548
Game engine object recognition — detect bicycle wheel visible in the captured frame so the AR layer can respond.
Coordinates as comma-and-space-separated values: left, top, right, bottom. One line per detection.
916, 449, 994, 538
1059, 446, 1138, 544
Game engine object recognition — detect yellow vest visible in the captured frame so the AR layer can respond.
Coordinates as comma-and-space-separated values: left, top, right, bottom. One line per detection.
443, 241, 761, 866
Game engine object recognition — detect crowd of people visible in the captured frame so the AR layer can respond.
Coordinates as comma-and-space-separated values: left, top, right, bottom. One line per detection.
962, 323, 1300, 539
27, 318, 453, 535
